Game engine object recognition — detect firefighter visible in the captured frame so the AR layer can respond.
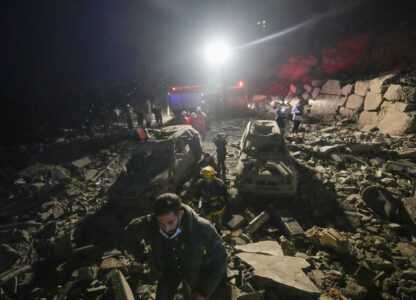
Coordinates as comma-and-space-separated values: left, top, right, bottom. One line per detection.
125, 193, 227, 300
194, 166, 227, 234
275, 106, 287, 135
214, 133, 227, 176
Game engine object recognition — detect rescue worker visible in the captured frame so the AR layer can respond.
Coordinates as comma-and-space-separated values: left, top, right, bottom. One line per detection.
194, 166, 227, 234
197, 153, 218, 176
181, 111, 188, 125
214, 133, 227, 176
125, 193, 227, 300
275, 106, 287, 135
291, 101, 303, 134
195, 107, 207, 140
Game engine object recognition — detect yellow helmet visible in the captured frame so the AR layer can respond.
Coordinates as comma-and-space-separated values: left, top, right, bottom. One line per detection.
200, 166, 217, 179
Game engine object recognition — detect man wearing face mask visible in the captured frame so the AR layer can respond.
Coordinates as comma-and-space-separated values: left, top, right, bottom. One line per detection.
124, 193, 227, 300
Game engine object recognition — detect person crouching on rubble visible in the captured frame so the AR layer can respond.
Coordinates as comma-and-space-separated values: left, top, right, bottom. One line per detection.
194, 166, 227, 234
124, 193, 227, 300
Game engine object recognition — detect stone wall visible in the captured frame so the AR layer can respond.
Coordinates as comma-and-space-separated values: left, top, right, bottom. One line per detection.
297, 73, 416, 135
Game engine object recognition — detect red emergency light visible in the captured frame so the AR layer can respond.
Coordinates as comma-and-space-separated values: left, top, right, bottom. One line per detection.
238, 81, 244, 87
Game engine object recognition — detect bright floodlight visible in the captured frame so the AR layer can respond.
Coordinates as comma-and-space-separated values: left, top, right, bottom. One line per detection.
204, 41, 231, 64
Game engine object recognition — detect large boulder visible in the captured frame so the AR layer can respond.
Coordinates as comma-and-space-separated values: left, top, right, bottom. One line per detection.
310, 95, 340, 115
354, 81, 370, 97
311, 87, 320, 99
369, 74, 395, 94
364, 92, 383, 111
321, 80, 341, 95
358, 111, 378, 129
384, 84, 416, 102
345, 94, 364, 110
341, 84, 353, 96
376, 102, 416, 135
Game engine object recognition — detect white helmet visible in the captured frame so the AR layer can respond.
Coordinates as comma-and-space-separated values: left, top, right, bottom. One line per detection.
181, 110, 187, 116
196, 107, 201, 112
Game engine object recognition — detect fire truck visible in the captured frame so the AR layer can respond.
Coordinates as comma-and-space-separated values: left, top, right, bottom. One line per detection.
167, 81, 248, 116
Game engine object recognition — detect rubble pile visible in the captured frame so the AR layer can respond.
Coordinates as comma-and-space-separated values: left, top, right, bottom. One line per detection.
288, 72, 416, 136
1, 112, 416, 299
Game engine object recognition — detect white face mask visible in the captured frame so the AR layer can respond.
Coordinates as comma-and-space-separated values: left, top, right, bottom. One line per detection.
159, 215, 182, 239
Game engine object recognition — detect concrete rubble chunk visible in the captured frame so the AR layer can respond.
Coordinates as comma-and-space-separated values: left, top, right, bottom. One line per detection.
321, 80, 341, 95
361, 186, 398, 221
235, 241, 284, 256
364, 92, 383, 111
71, 156, 92, 168
247, 211, 269, 234
401, 197, 416, 227
354, 81, 370, 97
237, 290, 265, 300
274, 209, 305, 239
100, 257, 123, 270
345, 94, 364, 110
228, 215, 247, 230
110, 269, 135, 300
236, 241, 320, 297
51, 166, 72, 183
303, 84, 312, 93
85, 169, 98, 181
305, 226, 348, 253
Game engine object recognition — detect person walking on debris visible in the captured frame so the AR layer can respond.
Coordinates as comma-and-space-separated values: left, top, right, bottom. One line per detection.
291, 100, 303, 134
124, 193, 227, 300
275, 106, 287, 135
214, 133, 227, 176
197, 153, 218, 175
153, 104, 163, 127
136, 108, 144, 127
145, 110, 153, 128
195, 107, 207, 140
194, 166, 227, 234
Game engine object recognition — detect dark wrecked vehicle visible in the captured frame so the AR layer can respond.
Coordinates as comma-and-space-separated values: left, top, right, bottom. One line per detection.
235, 120, 298, 198
110, 125, 202, 213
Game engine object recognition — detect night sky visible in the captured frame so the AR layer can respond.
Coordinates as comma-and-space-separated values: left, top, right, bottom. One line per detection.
1, 0, 415, 144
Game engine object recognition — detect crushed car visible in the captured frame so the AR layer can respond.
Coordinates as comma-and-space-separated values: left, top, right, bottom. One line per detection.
109, 125, 202, 214
235, 120, 298, 199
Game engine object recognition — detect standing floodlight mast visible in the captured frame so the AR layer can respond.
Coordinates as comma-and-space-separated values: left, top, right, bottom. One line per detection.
203, 40, 231, 65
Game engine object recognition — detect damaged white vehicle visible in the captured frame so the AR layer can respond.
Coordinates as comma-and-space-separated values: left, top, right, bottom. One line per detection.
235, 120, 298, 198
110, 125, 202, 212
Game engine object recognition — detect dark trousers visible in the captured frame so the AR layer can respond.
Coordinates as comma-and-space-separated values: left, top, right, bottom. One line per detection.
156, 275, 181, 300
217, 155, 226, 176
293, 120, 301, 133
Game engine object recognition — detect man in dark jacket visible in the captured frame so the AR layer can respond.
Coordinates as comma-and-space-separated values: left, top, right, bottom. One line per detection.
214, 133, 227, 176
124, 193, 227, 300
196, 153, 218, 176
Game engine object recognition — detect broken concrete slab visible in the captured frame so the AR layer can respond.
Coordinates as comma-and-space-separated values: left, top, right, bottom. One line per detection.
236, 249, 320, 297
110, 269, 135, 300
71, 156, 92, 169
305, 227, 348, 253
235, 241, 284, 257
